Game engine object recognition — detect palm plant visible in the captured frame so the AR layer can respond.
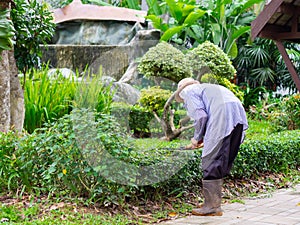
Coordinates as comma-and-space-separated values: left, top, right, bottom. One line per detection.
234, 37, 300, 93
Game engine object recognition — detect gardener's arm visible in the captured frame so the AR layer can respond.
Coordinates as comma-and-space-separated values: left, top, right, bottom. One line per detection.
192, 109, 208, 143
183, 93, 208, 148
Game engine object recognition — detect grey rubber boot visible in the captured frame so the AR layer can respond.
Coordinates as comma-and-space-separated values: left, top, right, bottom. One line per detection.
192, 179, 223, 216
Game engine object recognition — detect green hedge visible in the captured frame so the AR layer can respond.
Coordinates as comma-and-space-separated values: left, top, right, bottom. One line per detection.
0, 113, 299, 204
232, 130, 300, 177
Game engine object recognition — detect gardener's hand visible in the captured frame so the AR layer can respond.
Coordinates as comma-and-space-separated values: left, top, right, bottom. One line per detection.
184, 138, 203, 150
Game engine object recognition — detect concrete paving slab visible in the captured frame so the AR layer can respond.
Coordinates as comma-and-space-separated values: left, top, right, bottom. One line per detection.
160, 184, 300, 225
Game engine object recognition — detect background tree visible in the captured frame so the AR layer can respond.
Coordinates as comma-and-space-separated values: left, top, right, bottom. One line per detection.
196, 0, 263, 58
0, 0, 23, 132
234, 37, 300, 96
138, 41, 240, 140
0, 0, 55, 132
12, 0, 55, 84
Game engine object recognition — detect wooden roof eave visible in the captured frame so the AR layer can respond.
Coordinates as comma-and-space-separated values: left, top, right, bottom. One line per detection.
251, 0, 284, 40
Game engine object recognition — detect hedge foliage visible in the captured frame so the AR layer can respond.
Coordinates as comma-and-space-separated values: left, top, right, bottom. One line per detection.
0, 111, 299, 204
232, 130, 300, 177
139, 86, 172, 112
137, 42, 192, 82
186, 41, 236, 80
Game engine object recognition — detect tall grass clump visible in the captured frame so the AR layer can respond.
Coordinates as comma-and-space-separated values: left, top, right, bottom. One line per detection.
24, 68, 76, 133
74, 72, 114, 114
24, 67, 115, 133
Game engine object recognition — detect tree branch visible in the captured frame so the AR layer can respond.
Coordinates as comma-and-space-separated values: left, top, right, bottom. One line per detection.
152, 111, 161, 123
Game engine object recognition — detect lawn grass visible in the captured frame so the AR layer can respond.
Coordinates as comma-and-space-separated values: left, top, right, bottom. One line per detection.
0, 198, 143, 225
246, 118, 273, 139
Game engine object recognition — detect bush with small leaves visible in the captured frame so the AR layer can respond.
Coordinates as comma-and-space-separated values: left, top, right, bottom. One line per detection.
139, 86, 172, 112
187, 41, 236, 80
138, 42, 192, 83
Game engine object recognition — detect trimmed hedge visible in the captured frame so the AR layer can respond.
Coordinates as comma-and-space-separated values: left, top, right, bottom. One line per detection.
232, 130, 300, 178
0, 113, 299, 203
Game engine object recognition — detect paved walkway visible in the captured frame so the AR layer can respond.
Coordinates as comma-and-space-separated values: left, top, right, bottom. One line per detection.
161, 184, 300, 225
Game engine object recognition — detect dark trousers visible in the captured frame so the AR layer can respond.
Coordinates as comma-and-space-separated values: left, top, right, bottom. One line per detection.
202, 124, 243, 180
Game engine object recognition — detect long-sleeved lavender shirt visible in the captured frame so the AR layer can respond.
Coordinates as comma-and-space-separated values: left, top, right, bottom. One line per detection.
179, 83, 248, 157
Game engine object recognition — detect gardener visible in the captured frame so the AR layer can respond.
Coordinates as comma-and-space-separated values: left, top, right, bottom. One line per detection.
175, 77, 248, 216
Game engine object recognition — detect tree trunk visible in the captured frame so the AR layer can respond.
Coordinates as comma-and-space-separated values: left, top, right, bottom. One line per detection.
0, 1, 25, 133
153, 92, 193, 141
9, 50, 24, 132
0, 51, 11, 132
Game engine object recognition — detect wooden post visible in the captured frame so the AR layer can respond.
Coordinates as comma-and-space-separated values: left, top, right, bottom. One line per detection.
275, 40, 300, 92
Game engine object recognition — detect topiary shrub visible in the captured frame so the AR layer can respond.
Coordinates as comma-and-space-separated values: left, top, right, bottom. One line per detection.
139, 86, 172, 112
187, 41, 236, 80
201, 73, 244, 102
138, 42, 192, 83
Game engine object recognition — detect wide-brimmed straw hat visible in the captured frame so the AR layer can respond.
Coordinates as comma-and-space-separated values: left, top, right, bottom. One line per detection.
175, 78, 199, 103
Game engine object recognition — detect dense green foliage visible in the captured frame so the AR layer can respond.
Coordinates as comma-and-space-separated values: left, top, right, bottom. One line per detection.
187, 41, 236, 80
146, 0, 206, 45
24, 68, 76, 133
139, 86, 172, 112
0, 10, 15, 54
270, 94, 300, 131
232, 130, 300, 177
0, 109, 133, 201
129, 104, 154, 137
138, 41, 237, 88
11, 0, 55, 76
235, 37, 300, 92
24, 67, 114, 133
196, 0, 261, 58
138, 42, 192, 83
146, 0, 262, 57
1, 113, 299, 206
246, 93, 300, 132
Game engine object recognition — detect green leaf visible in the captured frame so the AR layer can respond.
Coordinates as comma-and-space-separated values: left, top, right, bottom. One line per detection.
183, 9, 206, 26
232, 26, 250, 40
146, 0, 163, 15
126, 0, 141, 10
146, 15, 168, 31
240, 0, 264, 12
211, 23, 221, 45
181, 4, 195, 17
165, 0, 183, 21
146, 15, 162, 29
160, 25, 185, 41
228, 41, 238, 59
